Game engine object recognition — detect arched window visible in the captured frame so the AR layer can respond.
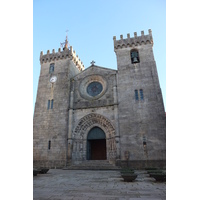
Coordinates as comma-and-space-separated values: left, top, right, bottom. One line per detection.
49, 63, 54, 74
51, 99, 54, 109
47, 100, 50, 109
140, 89, 144, 100
130, 50, 140, 63
134, 89, 144, 101
47, 99, 54, 109
135, 90, 139, 100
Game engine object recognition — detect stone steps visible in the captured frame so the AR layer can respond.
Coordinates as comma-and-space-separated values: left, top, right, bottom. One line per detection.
64, 160, 121, 170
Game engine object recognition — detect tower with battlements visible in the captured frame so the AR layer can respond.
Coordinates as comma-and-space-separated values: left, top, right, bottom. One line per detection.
33, 45, 84, 168
33, 30, 165, 169
113, 29, 166, 167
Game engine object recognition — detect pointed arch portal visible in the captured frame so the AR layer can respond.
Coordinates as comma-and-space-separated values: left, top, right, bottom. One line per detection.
72, 113, 117, 163
87, 127, 106, 160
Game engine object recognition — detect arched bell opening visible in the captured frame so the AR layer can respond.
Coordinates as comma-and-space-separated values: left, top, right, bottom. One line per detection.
86, 127, 107, 160
130, 49, 140, 63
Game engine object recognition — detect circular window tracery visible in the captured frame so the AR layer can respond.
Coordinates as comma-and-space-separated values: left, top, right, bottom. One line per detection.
87, 81, 103, 97
79, 75, 107, 100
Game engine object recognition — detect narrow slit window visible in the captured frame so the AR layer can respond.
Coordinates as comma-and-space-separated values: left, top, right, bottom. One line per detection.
47, 100, 50, 109
135, 90, 139, 100
51, 99, 54, 109
140, 89, 144, 100
143, 136, 147, 147
48, 140, 51, 150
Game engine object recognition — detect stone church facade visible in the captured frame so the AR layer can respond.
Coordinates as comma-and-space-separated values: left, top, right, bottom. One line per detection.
33, 29, 166, 169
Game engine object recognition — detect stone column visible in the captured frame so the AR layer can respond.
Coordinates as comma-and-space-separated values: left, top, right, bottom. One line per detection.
67, 90, 74, 165
113, 76, 121, 160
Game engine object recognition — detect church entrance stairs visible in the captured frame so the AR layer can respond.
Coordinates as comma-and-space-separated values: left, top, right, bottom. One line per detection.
64, 160, 121, 170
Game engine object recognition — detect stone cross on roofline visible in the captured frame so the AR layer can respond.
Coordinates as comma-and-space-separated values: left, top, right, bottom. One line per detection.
91, 60, 95, 66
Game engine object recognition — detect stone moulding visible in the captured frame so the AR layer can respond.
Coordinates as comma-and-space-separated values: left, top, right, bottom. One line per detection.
73, 113, 115, 138
113, 29, 153, 50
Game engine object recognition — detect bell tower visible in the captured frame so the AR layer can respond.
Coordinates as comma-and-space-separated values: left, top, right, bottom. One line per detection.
33, 40, 85, 168
113, 30, 166, 168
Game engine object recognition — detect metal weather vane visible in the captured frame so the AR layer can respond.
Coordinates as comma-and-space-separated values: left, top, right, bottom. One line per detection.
60, 29, 69, 49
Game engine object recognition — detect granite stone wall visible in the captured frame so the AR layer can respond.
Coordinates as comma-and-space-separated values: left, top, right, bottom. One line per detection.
114, 31, 166, 165
33, 56, 81, 168
33, 30, 166, 169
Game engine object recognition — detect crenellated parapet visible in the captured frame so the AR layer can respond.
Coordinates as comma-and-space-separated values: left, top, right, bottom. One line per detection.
40, 46, 85, 71
113, 29, 153, 50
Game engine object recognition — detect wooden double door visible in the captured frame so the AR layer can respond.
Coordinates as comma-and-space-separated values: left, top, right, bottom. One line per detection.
88, 139, 106, 160
87, 127, 107, 160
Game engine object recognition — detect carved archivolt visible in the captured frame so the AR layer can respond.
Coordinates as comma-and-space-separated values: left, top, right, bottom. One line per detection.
72, 113, 117, 161
73, 113, 115, 140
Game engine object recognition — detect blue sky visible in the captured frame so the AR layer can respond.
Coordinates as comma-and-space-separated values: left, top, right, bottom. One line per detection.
33, 0, 166, 111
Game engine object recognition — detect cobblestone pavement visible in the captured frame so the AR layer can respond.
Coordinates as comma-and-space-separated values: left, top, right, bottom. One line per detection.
33, 169, 166, 200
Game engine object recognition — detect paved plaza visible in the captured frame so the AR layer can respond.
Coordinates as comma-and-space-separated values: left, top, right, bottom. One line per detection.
33, 169, 166, 200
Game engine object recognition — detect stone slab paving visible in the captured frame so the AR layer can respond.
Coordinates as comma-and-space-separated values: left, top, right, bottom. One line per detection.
33, 169, 166, 200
